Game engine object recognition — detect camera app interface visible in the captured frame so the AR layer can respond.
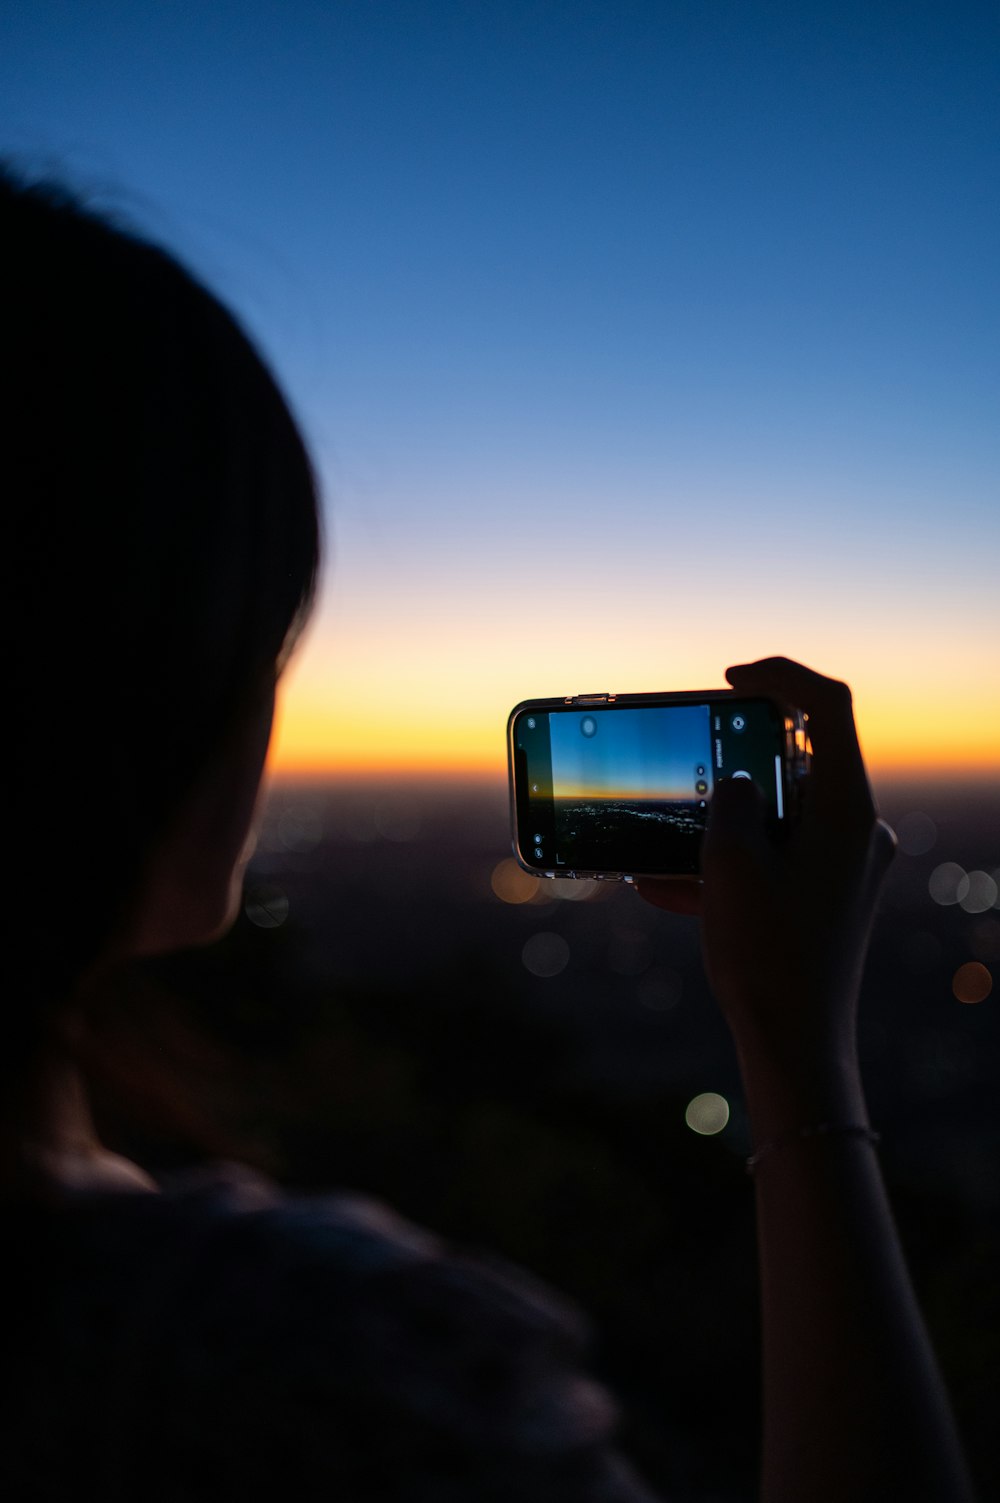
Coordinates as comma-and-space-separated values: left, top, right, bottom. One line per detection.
516, 700, 782, 875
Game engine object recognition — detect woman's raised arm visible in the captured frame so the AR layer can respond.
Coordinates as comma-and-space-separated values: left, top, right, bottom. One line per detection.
641, 657, 974, 1503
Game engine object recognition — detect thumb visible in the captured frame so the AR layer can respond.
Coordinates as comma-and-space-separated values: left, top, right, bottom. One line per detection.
703, 776, 771, 875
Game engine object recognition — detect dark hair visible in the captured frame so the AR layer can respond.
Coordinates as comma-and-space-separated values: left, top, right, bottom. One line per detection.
2, 165, 321, 1152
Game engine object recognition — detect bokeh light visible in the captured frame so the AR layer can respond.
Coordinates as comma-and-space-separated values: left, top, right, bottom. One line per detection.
522, 932, 570, 978
928, 863, 970, 906
896, 811, 937, 856
339, 800, 379, 844
373, 799, 422, 843
275, 807, 323, 852
952, 962, 992, 1004
958, 870, 998, 915
637, 968, 683, 1012
244, 885, 290, 929
548, 877, 604, 902
491, 858, 539, 905
608, 927, 654, 977
684, 1092, 730, 1136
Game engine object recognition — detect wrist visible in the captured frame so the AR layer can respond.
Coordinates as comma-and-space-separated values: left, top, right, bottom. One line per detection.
735, 1036, 867, 1147
745, 1121, 880, 1174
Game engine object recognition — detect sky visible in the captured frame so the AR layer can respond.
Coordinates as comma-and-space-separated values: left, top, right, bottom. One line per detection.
2, 0, 998, 781
544, 705, 710, 800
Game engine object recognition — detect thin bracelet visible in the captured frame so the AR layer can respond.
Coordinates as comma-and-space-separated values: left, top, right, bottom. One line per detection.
746, 1122, 881, 1174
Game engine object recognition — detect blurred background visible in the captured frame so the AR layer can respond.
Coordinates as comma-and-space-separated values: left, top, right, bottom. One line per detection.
3, 3, 997, 1498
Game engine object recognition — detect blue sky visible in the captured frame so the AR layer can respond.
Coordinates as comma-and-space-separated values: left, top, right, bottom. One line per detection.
548, 704, 711, 799
3, 1, 997, 773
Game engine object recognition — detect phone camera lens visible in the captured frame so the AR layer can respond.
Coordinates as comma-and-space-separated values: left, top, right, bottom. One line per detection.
526, 717, 536, 730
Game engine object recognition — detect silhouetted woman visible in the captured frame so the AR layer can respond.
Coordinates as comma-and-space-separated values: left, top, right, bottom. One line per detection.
2, 166, 974, 1502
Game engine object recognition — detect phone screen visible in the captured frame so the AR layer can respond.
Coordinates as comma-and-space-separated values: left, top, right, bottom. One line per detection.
511, 697, 787, 876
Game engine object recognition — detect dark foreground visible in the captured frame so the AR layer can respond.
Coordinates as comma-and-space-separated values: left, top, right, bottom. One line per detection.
136, 773, 998, 1502
553, 797, 706, 874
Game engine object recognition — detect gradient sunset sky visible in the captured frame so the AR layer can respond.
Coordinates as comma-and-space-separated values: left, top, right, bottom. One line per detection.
547, 705, 711, 801
3, 1, 997, 779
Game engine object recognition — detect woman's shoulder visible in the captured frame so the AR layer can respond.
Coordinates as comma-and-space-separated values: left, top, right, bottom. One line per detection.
10, 1163, 661, 1501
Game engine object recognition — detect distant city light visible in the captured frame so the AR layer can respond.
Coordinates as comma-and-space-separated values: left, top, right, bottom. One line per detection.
896, 811, 937, 856
928, 862, 970, 906
685, 1092, 730, 1135
952, 962, 992, 1004
522, 931, 570, 977
491, 858, 539, 905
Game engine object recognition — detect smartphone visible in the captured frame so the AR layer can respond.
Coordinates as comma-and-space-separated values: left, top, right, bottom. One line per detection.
508, 689, 809, 880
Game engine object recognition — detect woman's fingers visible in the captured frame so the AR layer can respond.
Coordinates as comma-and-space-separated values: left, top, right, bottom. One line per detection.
640, 661, 889, 912
726, 656, 876, 830
702, 773, 770, 865
636, 782, 771, 913
634, 876, 703, 915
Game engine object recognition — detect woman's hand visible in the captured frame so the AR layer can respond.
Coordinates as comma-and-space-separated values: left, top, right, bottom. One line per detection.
640, 660, 974, 1501
637, 657, 895, 1123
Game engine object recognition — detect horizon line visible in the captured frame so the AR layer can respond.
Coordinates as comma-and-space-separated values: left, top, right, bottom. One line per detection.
266, 762, 999, 790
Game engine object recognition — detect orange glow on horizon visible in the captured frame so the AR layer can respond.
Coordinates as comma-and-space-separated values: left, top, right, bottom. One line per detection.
269, 701, 998, 782
268, 603, 1000, 783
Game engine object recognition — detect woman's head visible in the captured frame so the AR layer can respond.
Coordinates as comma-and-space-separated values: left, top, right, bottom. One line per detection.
4, 163, 321, 1017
